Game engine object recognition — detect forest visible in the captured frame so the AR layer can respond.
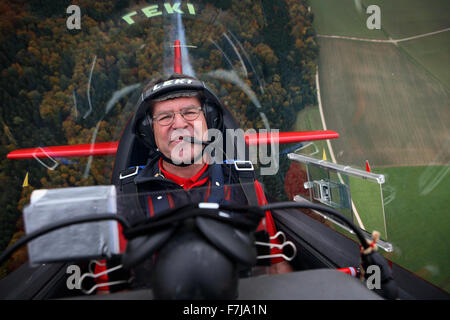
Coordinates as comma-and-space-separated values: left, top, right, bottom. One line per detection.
0, 0, 318, 278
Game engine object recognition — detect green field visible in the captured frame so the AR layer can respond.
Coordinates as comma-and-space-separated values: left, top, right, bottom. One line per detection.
309, 0, 387, 39
349, 176, 386, 239
310, 0, 450, 40
302, 0, 450, 292
327, 164, 450, 292
362, 0, 450, 38
293, 105, 332, 161
381, 165, 450, 292
399, 32, 450, 89
294, 106, 387, 237
317, 37, 449, 167
293, 97, 450, 292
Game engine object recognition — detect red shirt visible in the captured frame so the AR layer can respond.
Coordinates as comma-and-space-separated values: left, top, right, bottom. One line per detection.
158, 158, 209, 190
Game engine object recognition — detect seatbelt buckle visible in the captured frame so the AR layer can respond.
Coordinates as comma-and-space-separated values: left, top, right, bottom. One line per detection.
233, 160, 254, 171
119, 166, 140, 180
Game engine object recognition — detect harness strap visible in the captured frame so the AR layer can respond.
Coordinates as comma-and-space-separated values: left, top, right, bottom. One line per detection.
145, 163, 225, 217
119, 161, 261, 218
225, 160, 259, 206
236, 169, 259, 206
119, 166, 140, 192
119, 166, 146, 224
207, 164, 225, 203
148, 193, 171, 217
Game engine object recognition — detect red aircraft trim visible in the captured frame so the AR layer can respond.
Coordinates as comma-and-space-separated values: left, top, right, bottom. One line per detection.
245, 130, 339, 145
174, 40, 182, 74
7, 131, 338, 159
7, 142, 119, 159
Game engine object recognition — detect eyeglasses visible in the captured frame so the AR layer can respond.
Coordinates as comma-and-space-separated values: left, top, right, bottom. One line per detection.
152, 106, 203, 126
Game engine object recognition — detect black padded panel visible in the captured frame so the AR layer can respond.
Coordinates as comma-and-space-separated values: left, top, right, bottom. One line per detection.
272, 208, 361, 269
65, 269, 382, 300
237, 269, 382, 300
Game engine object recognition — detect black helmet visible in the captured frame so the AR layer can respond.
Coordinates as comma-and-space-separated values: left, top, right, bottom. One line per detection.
133, 73, 225, 151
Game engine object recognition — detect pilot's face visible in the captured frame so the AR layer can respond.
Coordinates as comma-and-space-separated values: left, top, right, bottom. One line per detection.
152, 96, 207, 165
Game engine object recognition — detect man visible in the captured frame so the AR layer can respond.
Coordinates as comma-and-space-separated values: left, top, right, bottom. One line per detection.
96, 74, 292, 293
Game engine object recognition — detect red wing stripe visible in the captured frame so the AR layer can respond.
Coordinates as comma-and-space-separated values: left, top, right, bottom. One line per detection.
7, 131, 339, 159
245, 131, 339, 145
7, 141, 119, 159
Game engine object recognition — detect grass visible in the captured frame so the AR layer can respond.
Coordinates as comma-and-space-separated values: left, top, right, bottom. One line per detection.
310, 0, 450, 40
399, 32, 450, 89
316, 37, 449, 168
293, 104, 332, 161
309, 0, 387, 39
381, 165, 450, 292
362, 0, 450, 39
294, 103, 387, 239
306, 0, 450, 293
314, 37, 450, 290
289, 152, 450, 291
294, 106, 388, 242
293, 100, 450, 292
349, 176, 386, 239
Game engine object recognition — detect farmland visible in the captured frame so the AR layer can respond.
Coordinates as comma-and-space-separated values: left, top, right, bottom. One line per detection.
361, 0, 450, 38
399, 32, 450, 89
299, 0, 450, 292
293, 105, 331, 161
309, 0, 387, 39
382, 166, 450, 292
317, 37, 449, 167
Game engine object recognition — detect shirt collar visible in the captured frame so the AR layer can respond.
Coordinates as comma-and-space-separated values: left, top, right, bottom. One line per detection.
158, 158, 209, 190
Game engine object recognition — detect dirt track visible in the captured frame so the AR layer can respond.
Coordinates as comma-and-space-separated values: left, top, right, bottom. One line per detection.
317, 27, 450, 44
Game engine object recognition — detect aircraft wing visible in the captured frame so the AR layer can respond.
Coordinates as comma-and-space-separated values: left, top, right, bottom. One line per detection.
245, 130, 339, 145
7, 142, 119, 159
7, 131, 338, 159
